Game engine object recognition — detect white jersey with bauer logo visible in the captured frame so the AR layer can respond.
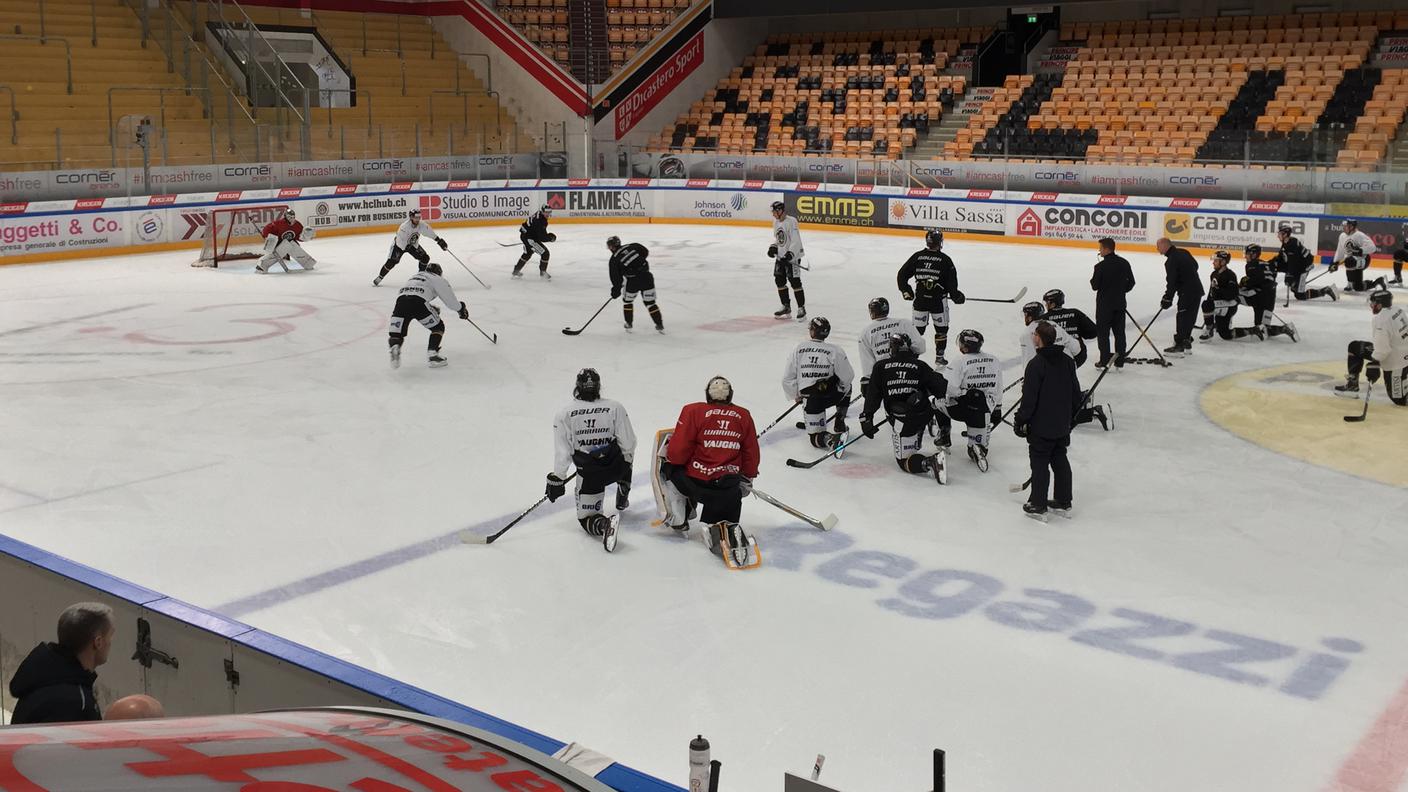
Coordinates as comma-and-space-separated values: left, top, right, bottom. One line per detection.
1018, 322, 1080, 366
945, 351, 1003, 411
398, 270, 463, 312
1335, 230, 1377, 268
782, 340, 855, 400
1372, 305, 1408, 368
858, 316, 927, 376
552, 398, 637, 479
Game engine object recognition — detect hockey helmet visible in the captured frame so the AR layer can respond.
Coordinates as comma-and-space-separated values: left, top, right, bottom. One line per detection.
808, 316, 832, 341
1277, 225, 1293, 237
540, 204, 553, 216
705, 375, 734, 404
868, 296, 890, 318
1368, 289, 1393, 309
574, 368, 602, 401
284, 208, 296, 220
925, 229, 943, 249
771, 201, 786, 215
1212, 250, 1231, 265
422, 261, 443, 275
888, 332, 915, 357
1021, 301, 1045, 322
408, 209, 421, 220
1343, 218, 1358, 230
606, 235, 621, 251
1244, 243, 1262, 259
1042, 288, 1066, 308
958, 328, 984, 353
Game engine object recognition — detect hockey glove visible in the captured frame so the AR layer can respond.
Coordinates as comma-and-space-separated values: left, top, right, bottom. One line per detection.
302, 227, 316, 240
738, 477, 754, 497
991, 408, 1003, 427
436, 237, 449, 250
1013, 422, 1029, 438
1329, 261, 1339, 272
611, 285, 622, 299
1160, 297, 1173, 310
1367, 363, 1382, 384
900, 289, 914, 301
545, 473, 566, 502
950, 290, 966, 305
780, 251, 794, 264
458, 304, 470, 321
860, 414, 878, 439
767, 244, 778, 259
546, 232, 558, 243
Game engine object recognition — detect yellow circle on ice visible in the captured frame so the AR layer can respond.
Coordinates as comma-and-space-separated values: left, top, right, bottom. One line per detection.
1201, 360, 1408, 488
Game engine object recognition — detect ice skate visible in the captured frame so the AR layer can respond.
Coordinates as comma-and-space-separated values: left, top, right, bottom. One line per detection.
774, 306, 792, 319
1023, 502, 1049, 523
428, 353, 448, 368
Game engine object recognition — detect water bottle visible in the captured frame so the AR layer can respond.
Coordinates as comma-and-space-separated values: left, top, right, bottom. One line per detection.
688, 734, 711, 792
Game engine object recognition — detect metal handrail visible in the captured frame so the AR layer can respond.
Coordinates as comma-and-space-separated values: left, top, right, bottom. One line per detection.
429, 89, 502, 137
362, 49, 407, 95
205, 0, 310, 156
360, 10, 403, 57
106, 85, 210, 164
0, 86, 18, 145
0, 34, 73, 94
317, 87, 373, 134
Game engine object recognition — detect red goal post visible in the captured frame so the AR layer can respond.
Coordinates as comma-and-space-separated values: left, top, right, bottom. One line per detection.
193, 205, 288, 267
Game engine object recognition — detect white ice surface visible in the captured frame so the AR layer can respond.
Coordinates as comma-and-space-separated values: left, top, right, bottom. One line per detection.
2, 225, 1406, 792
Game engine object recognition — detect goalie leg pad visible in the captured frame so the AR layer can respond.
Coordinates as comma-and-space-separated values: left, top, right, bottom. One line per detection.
650, 429, 689, 529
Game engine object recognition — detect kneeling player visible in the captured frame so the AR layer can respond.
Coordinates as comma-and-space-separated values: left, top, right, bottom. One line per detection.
1335, 289, 1408, 405
545, 369, 636, 552
258, 208, 316, 273
387, 262, 467, 369
860, 334, 950, 483
514, 204, 555, 279
375, 209, 447, 286
1200, 251, 1247, 342
1331, 219, 1385, 294
1235, 244, 1297, 341
934, 329, 1001, 472
1271, 225, 1336, 302
858, 297, 926, 399
658, 377, 761, 568
783, 317, 854, 450
607, 236, 664, 332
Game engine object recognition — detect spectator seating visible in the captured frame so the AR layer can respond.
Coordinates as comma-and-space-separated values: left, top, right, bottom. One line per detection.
605, 0, 692, 72
494, 0, 571, 70
493, 0, 693, 76
645, 28, 986, 157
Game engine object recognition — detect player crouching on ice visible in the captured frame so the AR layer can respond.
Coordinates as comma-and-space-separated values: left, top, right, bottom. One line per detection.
783, 317, 854, 450
933, 329, 1001, 473
545, 369, 636, 553
257, 208, 316, 273
859, 333, 951, 484
653, 376, 762, 569
1336, 289, 1408, 406
387, 262, 468, 369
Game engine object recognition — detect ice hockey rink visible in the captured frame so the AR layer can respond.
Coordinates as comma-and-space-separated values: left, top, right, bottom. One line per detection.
1, 222, 1406, 792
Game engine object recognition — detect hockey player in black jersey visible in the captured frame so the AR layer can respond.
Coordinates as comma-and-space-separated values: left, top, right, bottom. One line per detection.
1200, 251, 1246, 341
513, 204, 555, 279
607, 236, 664, 333
1234, 244, 1297, 341
859, 333, 951, 483
896, 229, 965, 367
1272, 225, 1336, 302
1039, 289, 1097, 367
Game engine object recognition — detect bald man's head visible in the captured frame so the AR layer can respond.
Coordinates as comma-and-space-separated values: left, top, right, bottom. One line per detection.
105, 694, 164, 720
1156, 238, 1172, 255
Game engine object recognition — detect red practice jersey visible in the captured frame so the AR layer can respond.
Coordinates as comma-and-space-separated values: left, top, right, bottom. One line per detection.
667, 402, 759, 480
261, 218, 304, 241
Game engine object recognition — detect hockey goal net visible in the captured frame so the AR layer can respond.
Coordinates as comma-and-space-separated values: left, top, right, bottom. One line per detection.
194, 205, 287, 267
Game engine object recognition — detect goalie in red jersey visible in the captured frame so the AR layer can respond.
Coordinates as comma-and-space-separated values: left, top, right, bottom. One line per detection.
257, 208, 317, 273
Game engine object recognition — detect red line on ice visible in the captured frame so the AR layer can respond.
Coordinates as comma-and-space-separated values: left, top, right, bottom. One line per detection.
1326, 675, 1408, 792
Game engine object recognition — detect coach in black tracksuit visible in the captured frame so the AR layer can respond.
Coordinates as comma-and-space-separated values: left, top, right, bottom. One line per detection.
1015, 321, 1081, 519
1157, 238, 1204, 354
1090, 237, 1135, 368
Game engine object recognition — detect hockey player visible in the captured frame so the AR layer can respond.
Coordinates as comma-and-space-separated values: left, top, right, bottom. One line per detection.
1335, 289, 1408, 405
859, 334, 950, 482
896, 229, 965, 367
387, 262, 468, 368
858, 297, 926, 398
782, 317, 855, 449
1019, 302, 1108, 431
769, 201, 807, 319
933, 329, 1001, 472
1393, 247, 1406, 286
257, 208, 316, 273
374, 209, 448, 286
1039, 289, 1096, 366
607, 236, 664, 333
1330, 219, 1384, 294
1235, 244, 1297, 341
513, 204, 555, 279
1272, 225, 1336, 302
1200, 251, 1248, 341
661, 376, 761, 567
545, 369, 636, 552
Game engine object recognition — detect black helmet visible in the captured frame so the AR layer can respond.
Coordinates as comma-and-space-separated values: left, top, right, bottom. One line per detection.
422, 261, 443, 275
925, 229, 943, 249
408, 209, 421, 219
1022, 301, 1045, 321
1343, 218, 1358, 229
1244, 243, 1262, 258
1277, 225, 1293, 236
1042, 289, 1065, 308
771, 201, 786, 214
1369, 289, 1393, 309
1213, 250, 1231, 263
808, 316, 831, 341
606, 235, 621, 250
574, 368, 602, 401
868, 297, 890, 318
958, 328, 983, 353
888, 332, 914, 356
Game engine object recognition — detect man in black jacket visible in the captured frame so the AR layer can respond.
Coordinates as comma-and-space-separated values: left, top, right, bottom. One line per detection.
8, 602, 115, 724
1090, 237, 1135, 368
1157, 237, 1204, 355
1015, 322, 1081, 522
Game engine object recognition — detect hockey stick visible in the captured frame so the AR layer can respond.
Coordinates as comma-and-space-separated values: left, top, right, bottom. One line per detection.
562, 297, 616, 336
1009, 365, 1111, 492
751, 488, 838, 531
963, 286, 1028, 304
784, 418, 889, 468
794, 392, 864, 431
462, 472, 578, 545
1125, 307, 1171, 367
446, 250, 491, 290
464, 316, 498, 344
757, 401, 803, 438
1344, 380, 1372, 422
495, 241, 521, 248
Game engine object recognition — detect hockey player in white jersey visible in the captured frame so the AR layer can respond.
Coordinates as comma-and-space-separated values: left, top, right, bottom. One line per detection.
545, 369, 637, 552
1336, 289, 1408, 406
782, 317, 855, 449
858, 297, 926, 398
1330, 219, 1385, 294
256, 208, 316, 273
1019, 302, 1109, 430
387, 262, 467, 369
374, 209, 448, 286
933, 329, 1002, 472
769, 201, 807, 319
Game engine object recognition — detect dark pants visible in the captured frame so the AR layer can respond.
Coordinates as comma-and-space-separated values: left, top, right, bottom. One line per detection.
1095, 300, 1127, 362
1174, 295, 1200, 344
388, 295, 444, 351
574, 446, 628, 496
670, 469, 744, 524
1348, 341, 1408, 406
379, 243, 429, 279
1027, 434, 1072, 510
